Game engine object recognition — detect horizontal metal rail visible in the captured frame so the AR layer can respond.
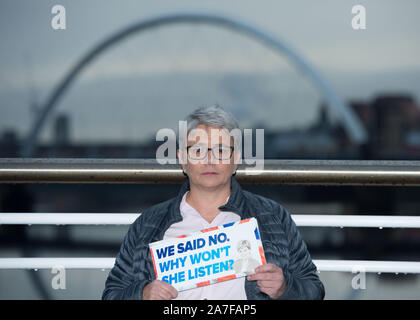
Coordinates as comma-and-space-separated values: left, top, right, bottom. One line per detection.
1, 158, 420, 185
0, 258, 114, 270
313, 260, 420, 274
0, 213, 140, 225
1, 213, 420, 228
1, 258, 420, 274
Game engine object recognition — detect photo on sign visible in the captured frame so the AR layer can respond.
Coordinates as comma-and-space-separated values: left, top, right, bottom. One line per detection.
233, 239, 261, 274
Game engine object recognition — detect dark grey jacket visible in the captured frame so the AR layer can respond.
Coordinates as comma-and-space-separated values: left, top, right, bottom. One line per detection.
102, 177, 325, 300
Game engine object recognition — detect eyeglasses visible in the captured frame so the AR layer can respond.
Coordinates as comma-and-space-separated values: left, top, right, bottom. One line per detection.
186, 144, 234, 160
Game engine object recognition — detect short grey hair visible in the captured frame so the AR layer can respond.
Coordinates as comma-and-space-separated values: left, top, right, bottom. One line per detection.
185, 104, 240, 135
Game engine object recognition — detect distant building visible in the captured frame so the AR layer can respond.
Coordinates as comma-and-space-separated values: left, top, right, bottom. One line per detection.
349, 94, 420, 157
1, 95, 419, 159
0, 129, 20, 157
264, 104, 344, 159
53, 113, 70, 146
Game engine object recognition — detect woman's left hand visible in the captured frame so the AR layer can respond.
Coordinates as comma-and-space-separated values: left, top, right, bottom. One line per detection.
247, 263, 287, 299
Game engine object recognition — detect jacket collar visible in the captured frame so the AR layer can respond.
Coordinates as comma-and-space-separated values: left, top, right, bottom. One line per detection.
154, 176, 247, 242
169, 176, 246, 223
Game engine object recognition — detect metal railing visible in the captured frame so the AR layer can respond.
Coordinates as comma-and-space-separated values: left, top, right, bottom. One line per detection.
1, 158, 420, 185
2, 213, 420, 228
1, 158, 420, 274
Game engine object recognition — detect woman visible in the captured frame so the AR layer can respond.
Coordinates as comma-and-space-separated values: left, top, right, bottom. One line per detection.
102, 105, 324, 300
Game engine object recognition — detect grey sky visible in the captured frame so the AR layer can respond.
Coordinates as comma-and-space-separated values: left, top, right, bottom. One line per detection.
0, 0, 419, 143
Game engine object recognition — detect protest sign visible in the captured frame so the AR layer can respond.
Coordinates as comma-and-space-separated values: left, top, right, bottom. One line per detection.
149, 217, 266, 291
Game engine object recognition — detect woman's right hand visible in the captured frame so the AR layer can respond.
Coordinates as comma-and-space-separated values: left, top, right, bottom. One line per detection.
142, 280, 178, 300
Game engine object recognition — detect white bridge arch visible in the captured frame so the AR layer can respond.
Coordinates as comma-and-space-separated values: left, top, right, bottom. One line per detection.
21, 12, 368, 157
